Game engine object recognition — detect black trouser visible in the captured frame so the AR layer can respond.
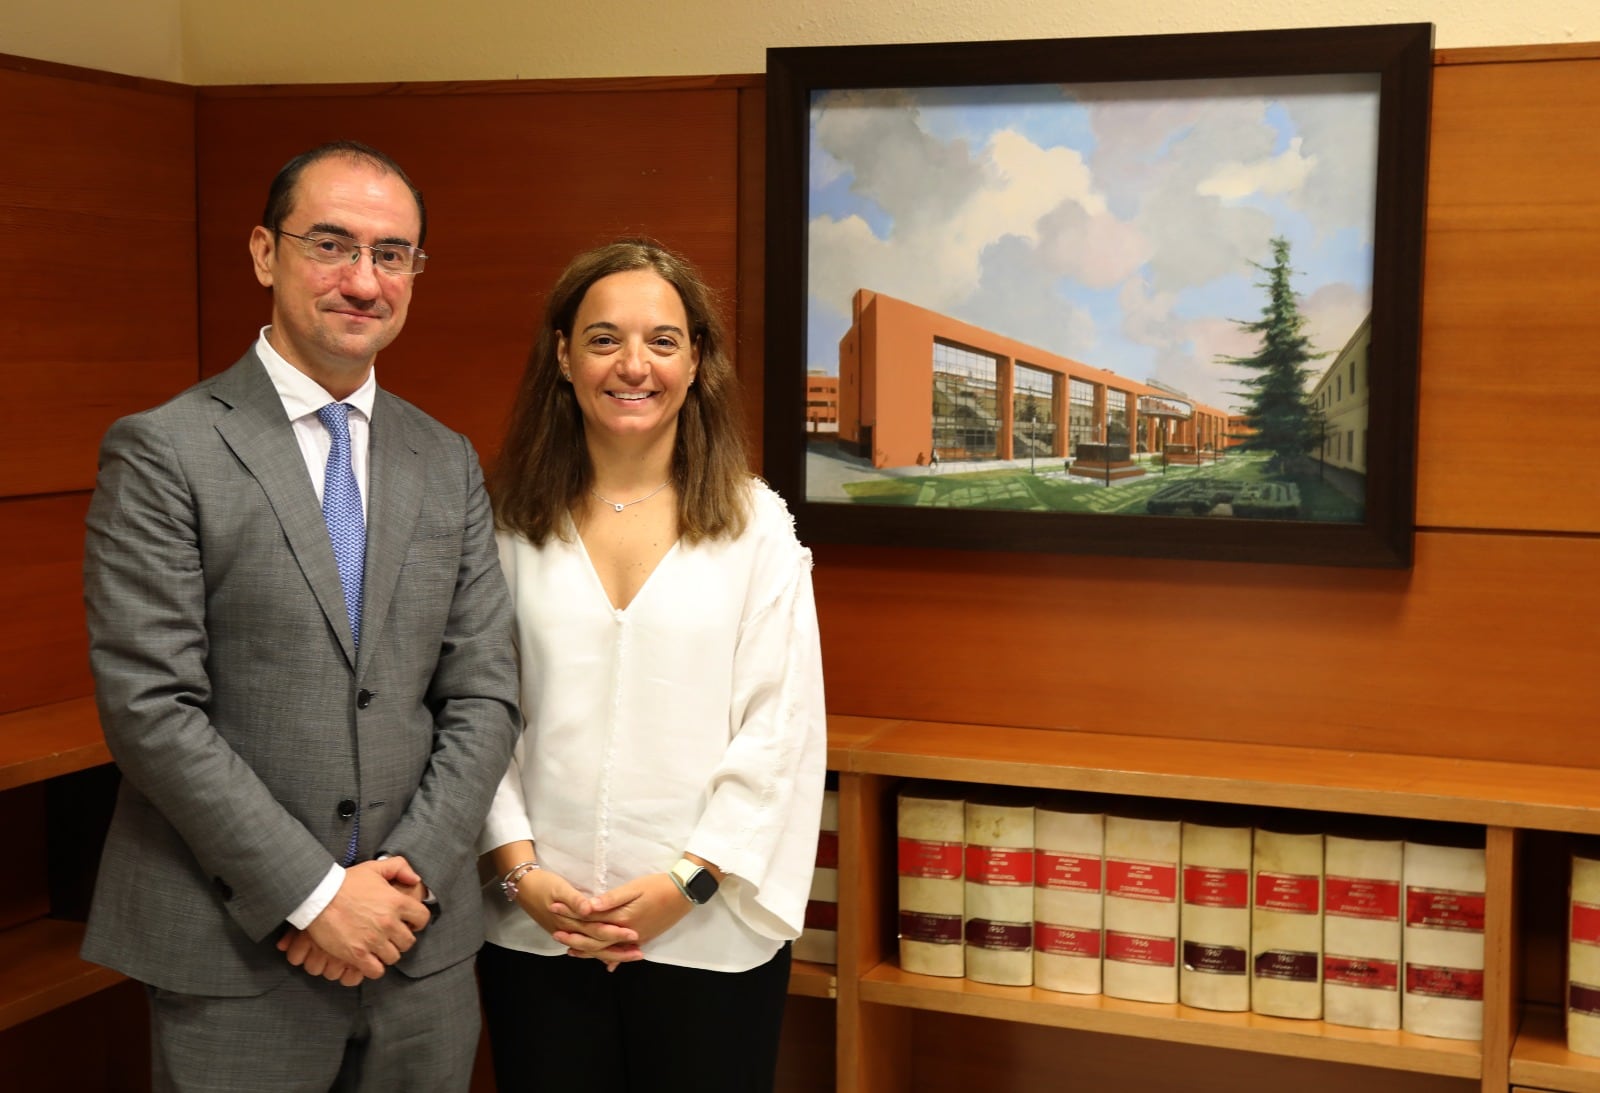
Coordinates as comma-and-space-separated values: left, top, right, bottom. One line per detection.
478, 941, 792, 1092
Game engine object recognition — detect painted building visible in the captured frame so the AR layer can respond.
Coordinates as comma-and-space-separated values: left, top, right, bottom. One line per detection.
805, 370, 839, 432
1308, 314, 1370, 474
832, 289, 1229, 471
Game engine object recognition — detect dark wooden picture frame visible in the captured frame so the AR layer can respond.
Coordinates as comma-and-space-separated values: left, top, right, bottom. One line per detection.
763, 24, 1432, 567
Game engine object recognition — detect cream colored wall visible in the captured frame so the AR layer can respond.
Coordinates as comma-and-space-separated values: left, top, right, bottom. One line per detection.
2, 0, 182, 81
5, 0, 1599, 84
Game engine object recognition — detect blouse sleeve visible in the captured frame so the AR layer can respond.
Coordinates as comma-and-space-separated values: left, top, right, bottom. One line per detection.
478, 531, 534, 853
686, 486, 828, 940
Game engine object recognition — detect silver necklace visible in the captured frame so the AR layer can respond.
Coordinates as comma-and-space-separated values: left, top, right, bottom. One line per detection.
592, 481, 670, 512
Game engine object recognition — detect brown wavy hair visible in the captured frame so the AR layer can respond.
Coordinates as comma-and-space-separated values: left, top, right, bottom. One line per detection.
490, 238, 749, 545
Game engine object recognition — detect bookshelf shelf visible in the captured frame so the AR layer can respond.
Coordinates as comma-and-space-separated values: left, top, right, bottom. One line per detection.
0, 698, 108, 793
789, 959, 839, 1000
1510, 1004, 1600, 1092
0, 918, 124, 1033
825, 714, 1582, 1093
859, 961, 1482, 1078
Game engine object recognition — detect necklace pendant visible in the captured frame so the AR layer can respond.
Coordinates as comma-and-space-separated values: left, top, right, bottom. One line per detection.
612, 502, 625, 512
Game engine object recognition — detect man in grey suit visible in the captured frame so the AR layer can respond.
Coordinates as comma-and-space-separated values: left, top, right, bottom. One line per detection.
81, 141, 520, 1091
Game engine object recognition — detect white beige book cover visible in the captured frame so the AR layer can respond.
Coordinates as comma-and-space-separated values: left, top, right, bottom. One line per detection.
1103, 811, 1182, 1004
1251, 826, 1324, 1019
1402, 838, 1486, 1041
1180, 820, 1253, 1012
964, 795, 1035, 986
1034, 797, 1105, 994
897, 783, 966, 977
1323, 833, 1403, 1030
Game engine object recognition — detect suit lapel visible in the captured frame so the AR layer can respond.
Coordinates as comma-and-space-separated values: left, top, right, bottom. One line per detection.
359, 390, 424, 672
212, 352, 358, 668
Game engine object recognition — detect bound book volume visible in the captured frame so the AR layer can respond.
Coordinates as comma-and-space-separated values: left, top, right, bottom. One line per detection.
1251, 825, 1324, 1019
1322, 832, 1403, 1030
1401, 835, 1486, 1041
963, 792, 1036, 986
1033, 794, 1105, 995
1179, 817, 1253, 1012
1570, 849, 1600, 1056
897, 782, 966, 978
1102, 809, 1182, 1004
793, 771, 840, 965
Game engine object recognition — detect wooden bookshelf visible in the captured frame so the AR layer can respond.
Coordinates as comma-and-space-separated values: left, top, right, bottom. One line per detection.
0, 698, 109, 793
789, 959, 839, 1000
1511, 1004, 1600, 1092
822, 714, 1599, 1093
0, 918, 123, 1033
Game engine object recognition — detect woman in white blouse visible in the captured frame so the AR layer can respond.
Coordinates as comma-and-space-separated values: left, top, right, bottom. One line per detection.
478, 238, 827, 1092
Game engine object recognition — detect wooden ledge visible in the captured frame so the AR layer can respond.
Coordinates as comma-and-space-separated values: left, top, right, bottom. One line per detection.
0, 918, 124, 1032
829, 715, 1600, 834
0, 698, 109, 792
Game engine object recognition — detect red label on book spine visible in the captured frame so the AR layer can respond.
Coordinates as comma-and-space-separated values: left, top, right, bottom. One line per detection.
1105, 859, 1177, 902
899, 910, 962, 944
814, 830, 839, 870
1325, 876, 1401, 920
804, 899, 838, 931
897, 838, 962, 880
1254, 949, 1319, 982
1104, 930, 1176, 967
964, 918, 1032, 951
1573, 901, 1600, 945
1036, 850, 1103, 892
965, 845, 1033, 886
1182, 940, 1248, 975
1405, 886, 1486, 933
1405, 962, 1484, 1000
1254, 871, 1320, 913
1036, 923, 1102, 957
1324, 955, 1399, 990
1571, 982, 1600, 1016
1182, 865, 1248, 908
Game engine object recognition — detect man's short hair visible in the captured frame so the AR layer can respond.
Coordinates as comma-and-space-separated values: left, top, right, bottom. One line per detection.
261, 140, 428, 245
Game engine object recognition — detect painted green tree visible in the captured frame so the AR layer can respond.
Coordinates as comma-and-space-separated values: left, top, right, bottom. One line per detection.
1219, 236, 1327, 472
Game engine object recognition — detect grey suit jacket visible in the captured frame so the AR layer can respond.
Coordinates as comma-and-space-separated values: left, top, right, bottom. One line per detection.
81, 350, 520, 996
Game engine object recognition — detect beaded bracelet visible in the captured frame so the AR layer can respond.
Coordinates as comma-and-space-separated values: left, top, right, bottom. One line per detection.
500, 860, 540, 903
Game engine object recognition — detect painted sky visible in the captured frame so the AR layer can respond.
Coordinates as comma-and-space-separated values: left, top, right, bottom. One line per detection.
807, 74, 1379, 414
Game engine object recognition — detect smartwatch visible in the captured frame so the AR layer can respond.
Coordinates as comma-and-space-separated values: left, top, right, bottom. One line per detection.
669, 858, 720, 905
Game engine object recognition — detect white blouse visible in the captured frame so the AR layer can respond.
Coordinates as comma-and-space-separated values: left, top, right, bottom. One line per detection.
480, 480, 828, 972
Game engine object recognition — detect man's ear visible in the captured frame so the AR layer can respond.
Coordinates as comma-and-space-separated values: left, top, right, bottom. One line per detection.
248, 226, 276, 288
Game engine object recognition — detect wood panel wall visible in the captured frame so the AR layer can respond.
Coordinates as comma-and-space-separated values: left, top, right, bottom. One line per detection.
809, 51, 1600, 770
0, 55, 195, 715
194, 77, 753, 469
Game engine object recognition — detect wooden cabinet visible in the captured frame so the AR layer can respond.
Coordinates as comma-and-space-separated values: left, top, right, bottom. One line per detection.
0, 700, 126, 1043
795, 715, 1600, 1093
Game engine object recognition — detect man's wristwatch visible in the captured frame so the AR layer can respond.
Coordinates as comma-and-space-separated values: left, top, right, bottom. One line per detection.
669, 858, 720, 905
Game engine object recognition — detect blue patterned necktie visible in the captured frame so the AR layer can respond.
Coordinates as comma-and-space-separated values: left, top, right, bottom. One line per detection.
317, 403, 366, 865
317, 403, 366, 649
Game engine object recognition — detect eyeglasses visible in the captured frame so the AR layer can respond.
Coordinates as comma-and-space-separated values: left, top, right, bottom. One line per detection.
279, 230, 428, 276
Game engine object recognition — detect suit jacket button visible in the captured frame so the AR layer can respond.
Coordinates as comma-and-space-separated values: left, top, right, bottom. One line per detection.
338, 798, 357, 820
356, 689, 373, 709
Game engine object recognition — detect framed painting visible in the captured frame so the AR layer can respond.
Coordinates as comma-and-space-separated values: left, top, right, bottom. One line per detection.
763, 23, 1432, 566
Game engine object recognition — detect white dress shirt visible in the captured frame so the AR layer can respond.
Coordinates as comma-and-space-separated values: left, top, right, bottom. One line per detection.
481, 480, 828, 973
254, 328, 377, 928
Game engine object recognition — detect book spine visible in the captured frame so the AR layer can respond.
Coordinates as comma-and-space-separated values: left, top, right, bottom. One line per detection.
1102, 814, 1181, 1004
1033, 806, 1105, 995
1322, 835, 1403, 1030
1570, 854, 1600, 1056
1179, 822, 1252, 1012
1401, 840, 1486, 1041
897, 790, 966, 978
793, 781, 840, 964
964, 800, 1035, 986
1251, 829, 1324, 1019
